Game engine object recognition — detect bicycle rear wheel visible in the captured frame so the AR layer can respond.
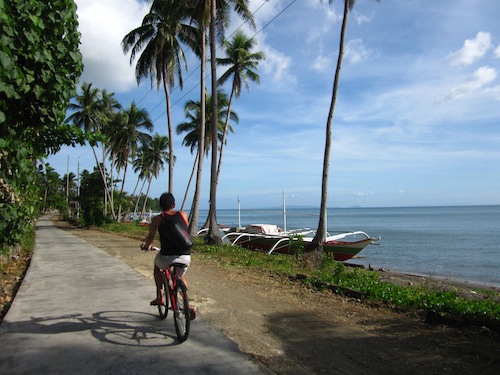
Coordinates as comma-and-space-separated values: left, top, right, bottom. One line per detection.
158, 278, 169, 320
173, 281, 190, 342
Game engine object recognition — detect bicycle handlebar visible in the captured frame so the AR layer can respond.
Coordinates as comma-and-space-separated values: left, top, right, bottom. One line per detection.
140, 244, 160, 251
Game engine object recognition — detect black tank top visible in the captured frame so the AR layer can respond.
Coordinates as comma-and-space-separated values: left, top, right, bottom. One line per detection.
158, 211, 192, 256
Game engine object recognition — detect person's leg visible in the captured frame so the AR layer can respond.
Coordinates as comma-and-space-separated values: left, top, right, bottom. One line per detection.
173, 264, 188, 289
180, 275, 188, 289
151, 255, 165, 305
175, 255, 190, 289
154, 265, 164, 302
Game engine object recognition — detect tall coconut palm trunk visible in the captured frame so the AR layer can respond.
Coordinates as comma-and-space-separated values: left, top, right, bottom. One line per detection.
91, 145, 116, 220
133, 178, 147, 220
215, 85, 235, 183
117, 158, 130, 222
306, 0, 351, 266
163, 74, 174, 193
206, 0, 221, 244
182, 150, 199, 211
189, 27, 207, 237
140, 177, 153, 219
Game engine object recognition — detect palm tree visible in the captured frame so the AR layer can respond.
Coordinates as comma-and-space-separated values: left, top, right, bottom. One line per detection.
182, 2, 208, 238
206, 0, 256, 245
122, 0, 197, 193
180, 1, 255, 241
41, 165, 62, 213
306, 0, 379, 265
139, 133, 170, 217
131, 139, 151, 220
66, 83, 116, 220
99, 89, 122, 216
176, 96, 210, 217
108, 102, 153, 221
177, 91, 236, 228
216, 30, 264, 184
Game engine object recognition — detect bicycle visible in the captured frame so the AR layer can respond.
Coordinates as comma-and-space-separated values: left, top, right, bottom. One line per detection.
144, 246, 195, 343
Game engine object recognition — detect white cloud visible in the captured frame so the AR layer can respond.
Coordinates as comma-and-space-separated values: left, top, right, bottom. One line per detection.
258, 44, 296, 88
344, 39, 374, 64
352, 190, 374, 197
444, 66, 497, 100
354, 11, 374, 25
75, 0, 150, 92
485, 85, 500, 100
495, 46, 500, 58
249, 0, 287, 24
312, 54, 332, 72
447, 31, 491, 66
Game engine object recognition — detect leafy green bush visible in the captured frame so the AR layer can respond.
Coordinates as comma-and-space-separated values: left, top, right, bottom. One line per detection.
289, 234, 304, 260
0, 0, 83, 247
0, 0, 84, 154
0, 139, 39, 247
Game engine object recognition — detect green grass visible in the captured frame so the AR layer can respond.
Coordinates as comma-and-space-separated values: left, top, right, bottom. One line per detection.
101, 223, 500, 326
101, 222, 150, 238
0, 228, 35, 271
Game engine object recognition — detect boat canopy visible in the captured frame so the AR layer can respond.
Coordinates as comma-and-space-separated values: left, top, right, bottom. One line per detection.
245, 224, 282, 235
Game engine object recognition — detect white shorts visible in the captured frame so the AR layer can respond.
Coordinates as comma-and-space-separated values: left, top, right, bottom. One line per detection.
154, 253, 191, 277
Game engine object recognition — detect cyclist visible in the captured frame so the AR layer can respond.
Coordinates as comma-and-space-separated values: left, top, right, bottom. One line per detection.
141, 192, 192, 306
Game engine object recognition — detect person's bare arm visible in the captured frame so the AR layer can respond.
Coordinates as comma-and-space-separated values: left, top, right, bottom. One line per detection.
180, 211, 188, 225
142, 215, 161, 250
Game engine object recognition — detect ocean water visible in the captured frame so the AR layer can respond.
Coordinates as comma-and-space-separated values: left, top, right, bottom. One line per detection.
198, 205, 500, 287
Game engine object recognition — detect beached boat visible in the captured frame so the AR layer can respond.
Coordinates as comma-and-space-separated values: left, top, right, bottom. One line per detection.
222, 223, 379, 261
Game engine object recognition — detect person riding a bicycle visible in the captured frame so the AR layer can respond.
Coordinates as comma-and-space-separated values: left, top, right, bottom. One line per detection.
141, 192, 192, 306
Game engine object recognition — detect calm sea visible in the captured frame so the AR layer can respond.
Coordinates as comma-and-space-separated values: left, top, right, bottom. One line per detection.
198, 205, 500, 287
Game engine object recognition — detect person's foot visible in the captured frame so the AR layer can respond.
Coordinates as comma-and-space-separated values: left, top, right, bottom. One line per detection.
150, 298, 164, 306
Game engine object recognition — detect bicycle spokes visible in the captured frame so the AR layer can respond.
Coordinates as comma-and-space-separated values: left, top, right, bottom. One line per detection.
158, 281, 169, 320
173, 283, 190, 342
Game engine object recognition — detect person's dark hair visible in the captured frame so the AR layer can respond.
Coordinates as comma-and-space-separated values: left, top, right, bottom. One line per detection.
159, 192, 175, 211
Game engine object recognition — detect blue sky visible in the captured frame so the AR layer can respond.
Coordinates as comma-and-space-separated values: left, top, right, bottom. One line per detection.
48, 0, 500, 210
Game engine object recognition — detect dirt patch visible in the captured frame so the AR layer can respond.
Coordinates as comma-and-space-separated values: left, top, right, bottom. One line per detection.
38, 219, 500, 373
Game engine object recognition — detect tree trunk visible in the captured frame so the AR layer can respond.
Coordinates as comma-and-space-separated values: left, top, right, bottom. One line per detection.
181, 151, 198, 211
133, 178, 147, 220
207, 0, 221, 244
306, 0, 350, 267
109, 152, 115, 217
91, 146, 116, 220
117, 158, 129, 222
215, 84, 235, 184
163, 74, 174, 193
188, 26, 207, 238
140, 177, 152, 218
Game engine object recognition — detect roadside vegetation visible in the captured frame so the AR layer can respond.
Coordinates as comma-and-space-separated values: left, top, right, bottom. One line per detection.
99, 222, 500, 329
0, 229, 35, 322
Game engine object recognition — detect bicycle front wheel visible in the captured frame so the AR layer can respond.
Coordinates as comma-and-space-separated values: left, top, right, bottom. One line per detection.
173, 281, 190, 342
158, 278, 169, 320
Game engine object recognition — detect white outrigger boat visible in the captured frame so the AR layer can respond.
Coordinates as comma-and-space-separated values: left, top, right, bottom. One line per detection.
216, 194, 379, 261
222, 224, 378, 261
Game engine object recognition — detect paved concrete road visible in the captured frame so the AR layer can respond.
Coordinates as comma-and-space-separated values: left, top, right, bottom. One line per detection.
0, 216, 269, 375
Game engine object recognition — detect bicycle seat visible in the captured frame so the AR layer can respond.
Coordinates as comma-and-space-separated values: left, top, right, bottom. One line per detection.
170, 263, 187, 269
